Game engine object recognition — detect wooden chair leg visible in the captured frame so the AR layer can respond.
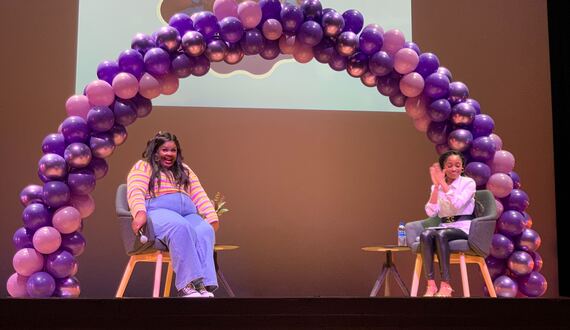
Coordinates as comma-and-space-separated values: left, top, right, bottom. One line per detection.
410, 254, 422, 297
163, 261, 174, 297
153, 252, 163, 298
116, 257, 137, 298
478, 258, 497, 298
217, 269, 236, 297
459, 254, 470, 297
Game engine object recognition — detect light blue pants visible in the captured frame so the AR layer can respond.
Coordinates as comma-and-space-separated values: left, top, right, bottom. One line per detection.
146, 193, 217, 291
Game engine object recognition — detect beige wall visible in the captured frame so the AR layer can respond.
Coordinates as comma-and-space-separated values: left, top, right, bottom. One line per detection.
0, 0, 557, 297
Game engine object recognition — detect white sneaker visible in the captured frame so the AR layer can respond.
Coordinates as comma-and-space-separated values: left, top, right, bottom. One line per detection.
199, 289, 214, 298
179, 285, 203, 298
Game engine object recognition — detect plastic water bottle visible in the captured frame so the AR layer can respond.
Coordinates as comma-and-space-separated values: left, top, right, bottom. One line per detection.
397, 221, 407, 246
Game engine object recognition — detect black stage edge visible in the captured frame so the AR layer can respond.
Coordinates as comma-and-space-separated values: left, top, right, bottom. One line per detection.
1, 297, 569, 329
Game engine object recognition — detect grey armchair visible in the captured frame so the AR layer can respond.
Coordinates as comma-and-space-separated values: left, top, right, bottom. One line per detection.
405, 189, 498, 297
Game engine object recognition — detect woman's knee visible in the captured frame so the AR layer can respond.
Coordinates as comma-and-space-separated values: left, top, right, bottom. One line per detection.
420, 229, 437, 242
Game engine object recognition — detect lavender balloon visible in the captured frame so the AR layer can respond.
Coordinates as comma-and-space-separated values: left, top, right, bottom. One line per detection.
447, 129, 473, 152
61, 116, 90, 144
42, 133, 66, 156
38, 153, 67, 181
489, 150, 515, 174
358, 25, 383, 55
490, 233, 514, 259
424, 73, 450, 99
448, 81, 469, 104
427, 98, 451, 122
22, 203, 51, 231
470, 136, 497, 162
497, 210, 525, 237
464, 161, 491, 187
341, 9, 363, 34
494, 275, 518, 298
169, 13, 194, 36
321, 10, 344, 37
487, 173, 513, 198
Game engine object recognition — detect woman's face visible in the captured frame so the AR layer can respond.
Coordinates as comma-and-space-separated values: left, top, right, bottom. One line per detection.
157, 140, 177, 169
442, 155, 463, 182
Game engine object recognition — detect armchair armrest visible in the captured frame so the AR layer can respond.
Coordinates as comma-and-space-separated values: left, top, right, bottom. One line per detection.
468, 218, 496, 257
405, 217, 441, 247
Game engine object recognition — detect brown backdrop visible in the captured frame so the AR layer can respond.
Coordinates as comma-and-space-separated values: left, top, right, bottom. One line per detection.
0, 0, 557, 298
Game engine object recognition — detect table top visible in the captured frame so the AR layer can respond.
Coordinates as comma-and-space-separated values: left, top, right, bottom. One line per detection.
214, 244, 240, 251
361, 245, 411, 252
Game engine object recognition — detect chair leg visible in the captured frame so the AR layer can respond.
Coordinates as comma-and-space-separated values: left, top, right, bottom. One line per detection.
163, 261, 174, 297
478, 258, 497, 298
217, 269, 235, 297
153, 252, 163, 298
410, 254, 422, 297
459, 254, 470, 297
116, 257, 137, 298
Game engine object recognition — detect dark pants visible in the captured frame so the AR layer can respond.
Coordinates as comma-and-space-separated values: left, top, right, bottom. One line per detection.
419, 228, 468, 282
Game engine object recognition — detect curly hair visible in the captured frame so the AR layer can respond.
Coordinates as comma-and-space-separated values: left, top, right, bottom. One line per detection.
142, 131, 190, 196
438, 150, 466, 173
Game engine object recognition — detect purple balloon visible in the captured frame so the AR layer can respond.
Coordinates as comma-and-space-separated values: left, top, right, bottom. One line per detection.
437, 66, 453, 81
376, 72, 401, 97
224, 43, 245, 64
301, 0, 322, 21
64, 143, 92, 169
259, 0, 282, 23
26, 272, 56, 298
118, 49, 144, 79
359, 25, 383, 55
90, 132, 115, 159
403, 41, 420, 54
155, 26, 181, 52
486, 256, 507, 280
494, 275, 518, 298
509, 171, 522, 189
113, 99, 137, 126
498, 210, 525, 237
464, 161, 492, 187
88, 157, 109, 180
529, 251, 543, 272
46, 250, 77, 279
423, 73, 450, 99
517, 271, 547, 297
426, 121, 450, 144
240, 28, 265, 55
516, 228, 541, 252
508, 251, 534, 277
181, 31, 206, 56
55, 276, 81, 298
43, 181, 71, 209
61, 116, 90, 144
465, 98, 482, 114
132, 95, 152, 118
471, 114, 495, 138
169, 13, 194, 36
190, 55, 210, 76
313, 37, 335, 63
490, 233, 514, 259
447, 128, 473, 152
451, 102, 476, 126
109, 124, 128, 146
448, 81, 469, 104
389, 93, 407, 107
13, 227, 34, 250
346, 52, 368, 78
38, 153, 67, 181
503, 189, 530, 213
321, 10, 344, 37
86, 106, 115, 133
42, 133, 66, 156
20, 185, 44, 206
368, 51, 393, 76
171, 52, 194, 78
67, 169, 96, 196
219, 16, 244, 43
470, 136, 497, 162
522, 212, 533, 229
61, 231, 86, 257
193, 11, 220, 39
131, 33, 155, 54
144, 48, 171, 76
415, 53, 440, 78
280, 4, 303, 35
96, 60, 120, 85
427, 98, 451, 122
297, 20, 323, 46
336, 31, 358, 57
341, 9, 363, 34
260, 39, 280, 60
22, 203, 51, 231
205, 39, 229, 62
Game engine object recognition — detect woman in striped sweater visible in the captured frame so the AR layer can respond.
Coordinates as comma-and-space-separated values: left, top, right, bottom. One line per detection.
127, 131, 219, 298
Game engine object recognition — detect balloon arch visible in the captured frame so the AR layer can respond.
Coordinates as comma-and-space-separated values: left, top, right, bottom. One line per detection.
7, 0, 547, 298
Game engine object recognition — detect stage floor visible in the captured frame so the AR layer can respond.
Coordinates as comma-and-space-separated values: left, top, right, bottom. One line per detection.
1, 297, 569, 329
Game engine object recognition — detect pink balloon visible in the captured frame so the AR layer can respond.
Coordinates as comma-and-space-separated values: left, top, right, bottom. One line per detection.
139, 73, 161, 99
381, 29, 405, 56
400, 72, 425, 97
159, 74, 180, 95
70, 194, 95, 218
112, 72, 139, 99
12, 248, 44, 276
293, 43, 314, 64
213, 0, 238, 20
394, 48, 419, 74
33, 226, 62, 254
486, 173, 514, 198
238, 1, 262, 29
53, 206, 82, 234
489, 133, 503, 150
6, 273, 30, 297
404, 95, 429, 119
279, 35, 296, 54
65, 95, 91, 119
413, 115, 431, 133
263, 19, 283, 40
495, 198, 505, 217
85, 80, 115, 106
489, 150, 515, 174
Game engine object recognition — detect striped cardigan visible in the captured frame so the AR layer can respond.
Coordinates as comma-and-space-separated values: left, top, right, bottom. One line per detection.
126, 160, 219, 224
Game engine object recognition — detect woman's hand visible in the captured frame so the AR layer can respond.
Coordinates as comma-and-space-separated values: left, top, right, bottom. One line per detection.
131, 211, 147, 235
432, 163, 445, 185
429, 163, 440, 186
211, 221, 220, 232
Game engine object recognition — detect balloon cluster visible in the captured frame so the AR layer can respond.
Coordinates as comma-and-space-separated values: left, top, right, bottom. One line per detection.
7, 0, 546, 297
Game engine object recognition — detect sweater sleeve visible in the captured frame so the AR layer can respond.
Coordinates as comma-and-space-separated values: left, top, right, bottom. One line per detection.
127, 160, 151, 218
185, 165, 219, 224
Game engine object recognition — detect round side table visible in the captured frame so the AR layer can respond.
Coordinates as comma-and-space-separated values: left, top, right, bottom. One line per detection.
362, 245, 411, 297
214, 244, 240, 297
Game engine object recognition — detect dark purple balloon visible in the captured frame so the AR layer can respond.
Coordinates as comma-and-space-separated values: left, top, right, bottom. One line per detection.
297, 21, 323, 46
341, 9, 364, 34
426, 121, 451, 145
240, 28, 265, 55
336, 31, 358, 57
131, 33, 155, 54
38, 153, 67, 181
20, 185, 44, 206
144, 47, 171, 76
437, 66, 452, 81
358, 25, 383, 55
516, 228, 541, 252
205, 39, 229, 62
171, 52, 194, 78
26, 272, 56, 298
313, 37, 335, 63
43, 181, 71, 209
88, 157, 109, 180
368, 51, 393, 76
494, 275, 518, 298
22, 203, 51, 231
132, 95, 152, 118
471, 114, 495, 138
113, 99, 137, 126
219, 16, 244, 43
427, 98, 451, 122
517, 271, 547, 297
522, 211, 533, 229
55, 276, 81, 298
403, 41, 421, 55
61, 116, 90, 144
435, 143, 450, 155
193, 11, 220, 39
224, 43, 245, 64
448, 81, 469, 104
67, 169, 96, 196
529, 251, 543, 272
87, 106, 115, 133
451, 102, 476, 126
46, 249, 77, 279
376, 72, 401, 97
415, 53, 440, 78
259, 0, 282, 23
464, 161, 491, 187
61, 231, 86, 257
486, 256, 507, 280
42, 133, 66, 156
280, 4, 304, 35
191, 55, 211, 76
346, 52, 368, 77
503, 189, 530, 213
96, 60, 120, 85
13, 227, 34, 249
470, 136, 497, 162
498, 210, 525, 237
509, 171, 522, 189
490, 233, 514, 259
424, 73, 450, 99
181, 31, 206, 56
465, 98, 481, 115
328, 50, 347, 71
389, 93, 407, 107
301, 0, 322, 21
109, 124, 128, 146
260, 39, 280, 60
447, 128, 473, 152
508, 251, 534, 277
118, 49, 145, 79
169, 13, 194, 36
155, 26, 181, 52
64, 143, 92, 169
321, 10, 344, 37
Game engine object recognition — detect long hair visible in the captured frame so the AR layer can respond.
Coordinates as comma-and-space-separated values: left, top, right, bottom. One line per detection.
141, 131, 190, 196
